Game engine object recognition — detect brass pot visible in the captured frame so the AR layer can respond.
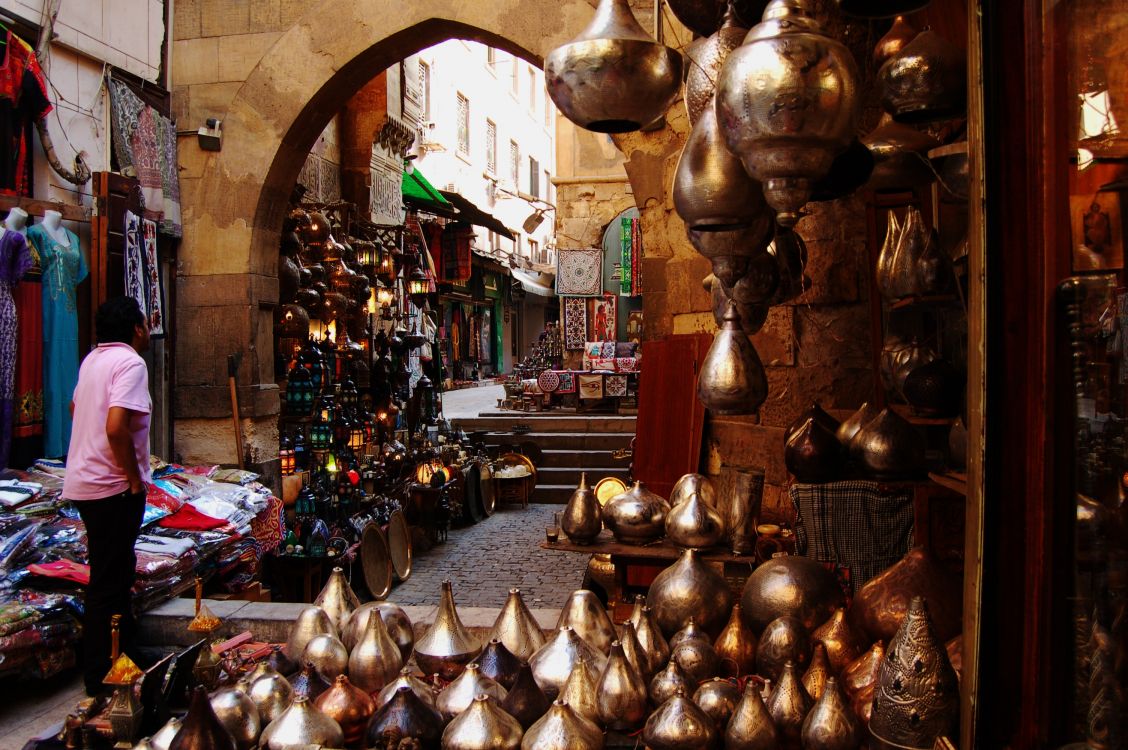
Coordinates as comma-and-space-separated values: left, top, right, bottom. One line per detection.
696, 301, 768, 415
561, 473, 603, 545
756, 616, 813, 681
529, 626, 608, 700
286, 606, 336, 662
842, 641, 885, 724
649, 660, 692, 706
879, 29, 967, 124
716, 468, 765, 556
849, 546, 963, 646
603, 481, 670, 545
366, 685, 444, 748
903, 359, 963, 418
440, 694, 523, 750
150, 717, 182, 750
862, 115, 939, 192
693, 677, 742, 730
556, 590, 616, 655
869, 598, 959, 750
725, 681, 778, 750
521, 700, 603, 750
301, 634, 348, 681
647, 548, 735, 637
259, 696, 344, 750
415, 580, 483, 681
266, 645, 297, 678
802, 642, 831, 700
837, 0, 929, 19
767, 661, 813, 749
375, 602, 416, 663
883, 206, 949, 299
801, 676, 862, 750
785, 402, 840, 445
348, 602, 403, 693
740, 555, 846, 633
665, 488, 726, 549
500, 662, 551, 729
170, 686, 236, 750
377, 667, 437, 709
785, 416, 844, 483
596, 640, 648, 731
618, 621, 652, 681
667, 0, 766, 36
715, 0, 860, 226
670, 618, 712, 651
248, 666, 294, 725
489, 588, 547, 663
685, 7, 749, 124
836, 402, 881, 448
874, 16, 918, 66
544, 0, 682, 133
715, 604, 758, 677
313, 675, 375, 747
313, 566, 360, 632
882, 336, 937, 396
850, 408, 926, 480
672, 632, 722, 684
290, 660, 332, 702
642, 691, 719, 750
633, 604, 671, 677
670, 473, 720, 514
478, 639, 524, 691
437, 663, 508, 724
210, 684, 261, 750
811, 608, 863, 675
558, 659, 601, 725
690, 224, 775, 290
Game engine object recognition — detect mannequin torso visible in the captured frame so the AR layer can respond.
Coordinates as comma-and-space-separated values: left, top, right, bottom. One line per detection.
2, 208, 29, 236
41, 210, 69, 247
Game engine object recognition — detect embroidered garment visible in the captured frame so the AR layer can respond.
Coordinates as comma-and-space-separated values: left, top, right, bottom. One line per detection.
441, 222, 473, 282
124, 211, 146, 313
108, 79, 182, 237
12, 277, 42, 441
141, 219, 164, 334
0, 230, 32, 468
0, 33, 51, 196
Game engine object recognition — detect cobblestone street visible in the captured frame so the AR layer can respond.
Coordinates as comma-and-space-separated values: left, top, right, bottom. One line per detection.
388, 503, 587, 610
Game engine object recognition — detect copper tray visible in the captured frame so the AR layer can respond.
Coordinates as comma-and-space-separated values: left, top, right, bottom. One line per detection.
594, 476, 628, 507
361, 523, 392, 600
387, 509, 413, 582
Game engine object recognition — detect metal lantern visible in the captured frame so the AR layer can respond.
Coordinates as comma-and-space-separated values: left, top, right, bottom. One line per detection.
349, 421, 366, 452
294, 430, 309, 471
312, 403, 334, 451
286, 366, 315, 416
417, 375, 436, 425
281, 434, 296, 476
304, 211, 332, 247
356, 240, 377, 270
376, 243, 397, 286
340, 379, 359, 410
376, 280, 395, 311
544, 0, 682, 133
407, 265, 430, 303
715, 0, 860, 227
685, 4, 749, 125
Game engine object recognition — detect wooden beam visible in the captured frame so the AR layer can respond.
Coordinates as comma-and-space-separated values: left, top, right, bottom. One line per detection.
0, 194, 91, 223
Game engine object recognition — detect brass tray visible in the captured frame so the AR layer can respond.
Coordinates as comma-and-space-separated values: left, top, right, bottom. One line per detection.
361, 523, 392, 600
480, 461, 496, 516
594, 476, 628, 507
386, 509, 413, 582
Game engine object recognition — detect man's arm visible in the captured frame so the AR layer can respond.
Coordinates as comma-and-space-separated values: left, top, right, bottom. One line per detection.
106, 406, 144, 494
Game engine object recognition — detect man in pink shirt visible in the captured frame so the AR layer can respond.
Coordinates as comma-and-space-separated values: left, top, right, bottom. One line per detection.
63, 297, 151, 695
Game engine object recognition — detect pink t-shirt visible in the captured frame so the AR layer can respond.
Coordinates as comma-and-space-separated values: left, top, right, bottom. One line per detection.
63, 343, 152, 501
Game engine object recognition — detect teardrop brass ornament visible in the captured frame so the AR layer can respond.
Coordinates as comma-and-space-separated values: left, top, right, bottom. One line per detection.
344, 602, 416, 663
842, 641, 884, 726
438, 663, 509, 724
348, 603, 403, 693
878, 29, 967, 124
529, 626, 608, 700
670, 473, 720, 513
489, 588, 547, 663
670, 617, 711, 650
603, 481, 670, 545
558, 659, 601, 724
596, 640, 648, 731
740, 555, 846, 632
665, 489, 727, 549
667, 0, 766, 36
210, 684, 261, 750
169, 686, 236, 750
500, 662, 551, 729
377, 667, 437, 709
715, 0, 860, 226
715, 603, 758, 677
259, 695, 344, 750
301, 633, 348, 681
767, 661, 814, 749
648, 548, 735, 638
521, 700, 604, 750
642, 690, 719, 750
812, 608, 864, 674
248, 665, 295, 725
785, 416, 845, 483
803, 642, 831, 700
685, 5, 749, 125
873, 16, 918, 65
875, 209, 903, 302
632, 604, 671, 676
313, 675, 375, 747
617, 621, 651, 681
696, 301, 768, 415
285, 606, 336, 661
836, 401, 881, 448
785, 402, 841, 444
756, 616, 813, 681
440, 694, 524, 750
313, 566, 360, 632
801, 676, 862, 750
869, 597, 959, 750
366, 685, 444, 748
561, 473, 603, 545
863, 115, 939, 192
672, 632, 722, 685
544, 0, 682, 134
478, 639, 525, 691
627, 594, 646, 629
290, 660, 332, 702
693, 677, 742, 730
556, 590, 616, 655
726, 681, 779, 750
850, 546, 963, 643
416, 580, 483, 681
649, 660, 692, 706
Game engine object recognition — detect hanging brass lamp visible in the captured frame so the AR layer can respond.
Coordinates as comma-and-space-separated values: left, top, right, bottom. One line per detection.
696, 301, 768, 415
685, 4, 750, 124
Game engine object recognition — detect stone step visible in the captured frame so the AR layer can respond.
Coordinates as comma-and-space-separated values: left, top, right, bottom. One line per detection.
530, 484, 582, 503
539, 466, 631, 487
478, 432, 633, 451
540, 449, 628, 469
455, 415, 637, 434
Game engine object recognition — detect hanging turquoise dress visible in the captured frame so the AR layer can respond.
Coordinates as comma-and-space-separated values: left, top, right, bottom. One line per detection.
28, 225, 87, 459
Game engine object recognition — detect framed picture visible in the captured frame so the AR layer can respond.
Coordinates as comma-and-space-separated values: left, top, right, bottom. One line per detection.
1071, 191, 1125, 272
587, 296, 616, 342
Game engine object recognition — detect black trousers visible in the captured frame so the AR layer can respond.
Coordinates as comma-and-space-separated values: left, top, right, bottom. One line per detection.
76, 490, 145, 693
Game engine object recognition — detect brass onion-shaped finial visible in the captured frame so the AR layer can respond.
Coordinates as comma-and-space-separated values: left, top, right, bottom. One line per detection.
697, 301, 768, 415
596, 640, 648, 731
556, 590, 616, 655
313, 566, 359, 632
489, 588, 547, 663
642, 690, 719, 750
415, 580, 482, 680
521, 699, 603, 750
726, 680, 778, 750
648, 549, 735, 638
561, 473, 603, 545
802, 676, 863, 750
259, 696, 344, 750
440, 694, 523, 750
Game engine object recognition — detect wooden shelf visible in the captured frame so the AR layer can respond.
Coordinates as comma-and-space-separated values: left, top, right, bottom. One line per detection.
928, 470, 968, 496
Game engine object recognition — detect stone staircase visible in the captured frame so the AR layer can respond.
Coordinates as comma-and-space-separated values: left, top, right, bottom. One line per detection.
454, 413, 636, 503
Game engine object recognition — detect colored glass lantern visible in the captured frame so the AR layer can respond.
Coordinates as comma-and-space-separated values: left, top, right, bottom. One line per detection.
417, 374, 436, 424
375, 243, 396, 285
280, 434, 296, 476
293, 430, 309, 471
286, 366, 315, 416
407, 264, 430, 302
303, 211, 331, 247
339, 378, 359, 410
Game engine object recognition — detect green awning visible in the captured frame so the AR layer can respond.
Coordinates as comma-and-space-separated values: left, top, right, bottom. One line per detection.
402, 168, 451, 212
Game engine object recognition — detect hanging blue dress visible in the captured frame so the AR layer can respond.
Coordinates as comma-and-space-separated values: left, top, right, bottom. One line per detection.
27, 225, 87, 459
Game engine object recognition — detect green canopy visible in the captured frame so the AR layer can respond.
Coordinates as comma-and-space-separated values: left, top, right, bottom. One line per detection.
401, 167, 451, 211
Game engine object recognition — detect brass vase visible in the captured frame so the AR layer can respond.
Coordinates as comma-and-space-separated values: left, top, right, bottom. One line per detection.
377, 667, 437, 709
801, 676, 862, 750
835, 402, 880, 448
812, 607, 864, 674
726, 681, 778, 750
756, 616, 813, 681
529, 626, 608, 700
863, 115, 939, 192
785, 402, 841, 444
561, 473, 602, 545
500, 662, 551, 729
544, 0, 682, 133
440, 694, 523, 750
415, 580, 483, 681
489, 588, 547, 663
842, 641, 885, 726
696, 301, 768, 415
286, 606, 336, 662
248, 665, 295, 725
785, 416, 844, 483
869, 597, 959, 749
716, 469, 765, 555
850, 546, 963, 643
672, 631, 722, 685
169, 686, 236, 750
259, 695, 343, 750
851, 408, 926, 480
210, 684, 261, 750
715, 604, 758, 677
740, 554, 846, 632
632, 604, 671, 677
437, 663, 508, 724
685, 5, 749, 124
642, 690, 719, 750
314, 566, 360, 632
344, 602, 415, 662
903, 358, 963, 417
874, 16, 918, 66
693, 677, 742, 730
648, 548, 734, 638
670, 473, 720, 514
767, 661, 813, 749
596, 640, 647, 731
558, 659, 601, 724
301, 633, 349, 681
603, 480, 670, 545
521, 700, 604, 750
367, 685, 444, 748
803, 642, 831, 700
618, 621, 651, 681
313, 675, 375, 747
649, 660, 692, 706
556, 590, 616, 655
348, 602, 403, 693
715, 0, 860, 226
665, 488, 726, 549
879, 29, 967, 124
670, 618, 711, 651
875, 209, 903, 302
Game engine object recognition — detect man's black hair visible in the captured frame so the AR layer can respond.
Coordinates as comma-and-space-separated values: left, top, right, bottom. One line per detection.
95, 297, 145, 345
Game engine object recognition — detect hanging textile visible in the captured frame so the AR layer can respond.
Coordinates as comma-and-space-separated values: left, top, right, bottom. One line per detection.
155, 116, 182, 237
0, 32, 51, 197
12, 276, 43, 447
620, 217, 642, 296
441, 222, 473, 282
632, 218, 642, 295
124, 211, 146, 314
141, 218, 165, 335
587, 296, 617, 342
0, 230, 33, 469
556, 248, 603, 295
108, 79, 143, 177
563, 297, 587, 350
